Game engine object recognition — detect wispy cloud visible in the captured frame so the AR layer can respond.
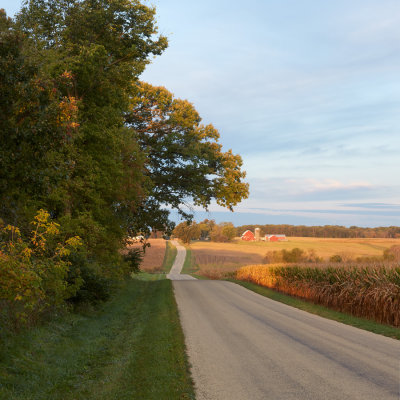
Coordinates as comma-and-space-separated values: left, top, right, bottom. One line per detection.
140, 0, 400, 226
246, 177, 381, 202
235, 207, 400, 218
304, 179, 372, 192
342, 203, 400, 210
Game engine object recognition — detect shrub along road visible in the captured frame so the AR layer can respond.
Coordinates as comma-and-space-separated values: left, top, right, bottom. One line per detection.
171, 246, 400, 400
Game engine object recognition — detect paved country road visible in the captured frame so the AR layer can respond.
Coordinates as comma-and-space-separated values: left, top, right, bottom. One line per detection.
167, 240, 196, 281
169, 244, 400, 400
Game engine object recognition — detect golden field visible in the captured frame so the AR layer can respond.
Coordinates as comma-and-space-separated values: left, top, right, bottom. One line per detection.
192, 237, 399, 260
188, 238, 400, 326
189, 237, 400, 277
235, 237, 399, 258
127, 239, 166, 272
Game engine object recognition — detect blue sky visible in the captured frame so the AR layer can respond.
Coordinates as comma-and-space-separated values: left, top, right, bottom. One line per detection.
3, 1, 400, 227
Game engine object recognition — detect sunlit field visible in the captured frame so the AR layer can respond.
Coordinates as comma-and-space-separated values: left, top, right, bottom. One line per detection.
188, 237, 400, 278
237, 264, 400, 327
234, 237, 398, 258
185, 239, 400, 327
127, 239, 166, 273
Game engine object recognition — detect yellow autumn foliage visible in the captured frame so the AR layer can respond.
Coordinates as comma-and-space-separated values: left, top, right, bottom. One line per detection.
0, 210, 83, 330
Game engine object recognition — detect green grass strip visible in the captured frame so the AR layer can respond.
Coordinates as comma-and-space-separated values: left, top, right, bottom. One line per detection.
230, 279, 400, 340
0, 279, 195, 400
181, 247, 194, 274
132, 272, 166, 281
161, 240, 177, 274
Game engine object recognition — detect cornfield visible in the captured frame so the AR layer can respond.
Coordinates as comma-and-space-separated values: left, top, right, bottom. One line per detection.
236, 264, 400, 327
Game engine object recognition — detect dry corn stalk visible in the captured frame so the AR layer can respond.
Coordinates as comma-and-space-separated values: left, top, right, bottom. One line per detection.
236, 264, 400, 327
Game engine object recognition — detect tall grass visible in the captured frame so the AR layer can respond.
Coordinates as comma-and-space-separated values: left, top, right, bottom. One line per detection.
196, 264, 240, 279
236, 264, 400, 327
190, 252, 245, 278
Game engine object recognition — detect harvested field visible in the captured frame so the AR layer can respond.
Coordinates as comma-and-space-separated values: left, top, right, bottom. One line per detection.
235, 237, 398, 259
189, 238, 400, 278
127, 239, 166, 272
191, 237, 399, 262
189, 244, 263, 278
194, 249, 261, 267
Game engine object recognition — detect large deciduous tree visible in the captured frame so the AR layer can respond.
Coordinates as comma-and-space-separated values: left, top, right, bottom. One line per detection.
173, 221, 201, 244
1, 0, 167, 265
0, 0, 248, 274
210, 222, 236, 242
126, 82, 249, 229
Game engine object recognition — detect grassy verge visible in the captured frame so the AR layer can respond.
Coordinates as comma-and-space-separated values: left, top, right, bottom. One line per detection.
230, 279, 400, 340
0, 279, 195, 400
181, 247, 195, 274
132, 272, 166, 281
179, 247, 207, 279
161, 240, 177, 273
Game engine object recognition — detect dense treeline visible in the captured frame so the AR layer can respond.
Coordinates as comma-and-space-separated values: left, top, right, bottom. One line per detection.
236, 224, 400, 239
0, 0, 248, 329
174, 220, 400, 242
173, 219, 236, 243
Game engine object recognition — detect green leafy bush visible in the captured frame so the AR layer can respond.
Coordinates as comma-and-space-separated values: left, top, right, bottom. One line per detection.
123, 248, 143, 275
66, 252, 114, 306
0, 210, 82, 330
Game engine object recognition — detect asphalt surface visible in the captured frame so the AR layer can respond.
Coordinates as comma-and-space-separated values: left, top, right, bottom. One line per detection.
167, 240, 196, 281
173, 279, 400, 400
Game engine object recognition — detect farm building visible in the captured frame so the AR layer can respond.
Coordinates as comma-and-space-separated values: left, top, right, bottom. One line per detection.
265, 234, 287, 242
241, 230, 255, 241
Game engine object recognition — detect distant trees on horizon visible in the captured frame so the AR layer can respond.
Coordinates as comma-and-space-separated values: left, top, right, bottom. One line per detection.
236, 224, 400, 239
174, 220, 400, 241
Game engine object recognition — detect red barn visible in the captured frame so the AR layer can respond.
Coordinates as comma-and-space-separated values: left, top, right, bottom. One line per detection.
241, 230, 255, 241
266, 234, 287, 242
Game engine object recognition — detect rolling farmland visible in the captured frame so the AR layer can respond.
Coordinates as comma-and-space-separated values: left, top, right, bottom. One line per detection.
234, 237, 398, 258
188, 237, 400, 277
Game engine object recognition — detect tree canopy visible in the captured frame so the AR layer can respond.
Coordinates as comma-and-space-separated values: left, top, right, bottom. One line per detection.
173, 221, 201, 244
127, 82, 249, 228
0, 0, 249, 275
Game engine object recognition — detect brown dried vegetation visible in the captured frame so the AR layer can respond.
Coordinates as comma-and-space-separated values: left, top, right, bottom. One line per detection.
237, 264, 400, 327
191, 248, 262, 279
127, 239, 166, 272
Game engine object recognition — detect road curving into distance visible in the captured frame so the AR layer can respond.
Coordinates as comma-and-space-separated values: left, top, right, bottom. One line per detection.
167, 240, 196, 281
169, 248, 400, 400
